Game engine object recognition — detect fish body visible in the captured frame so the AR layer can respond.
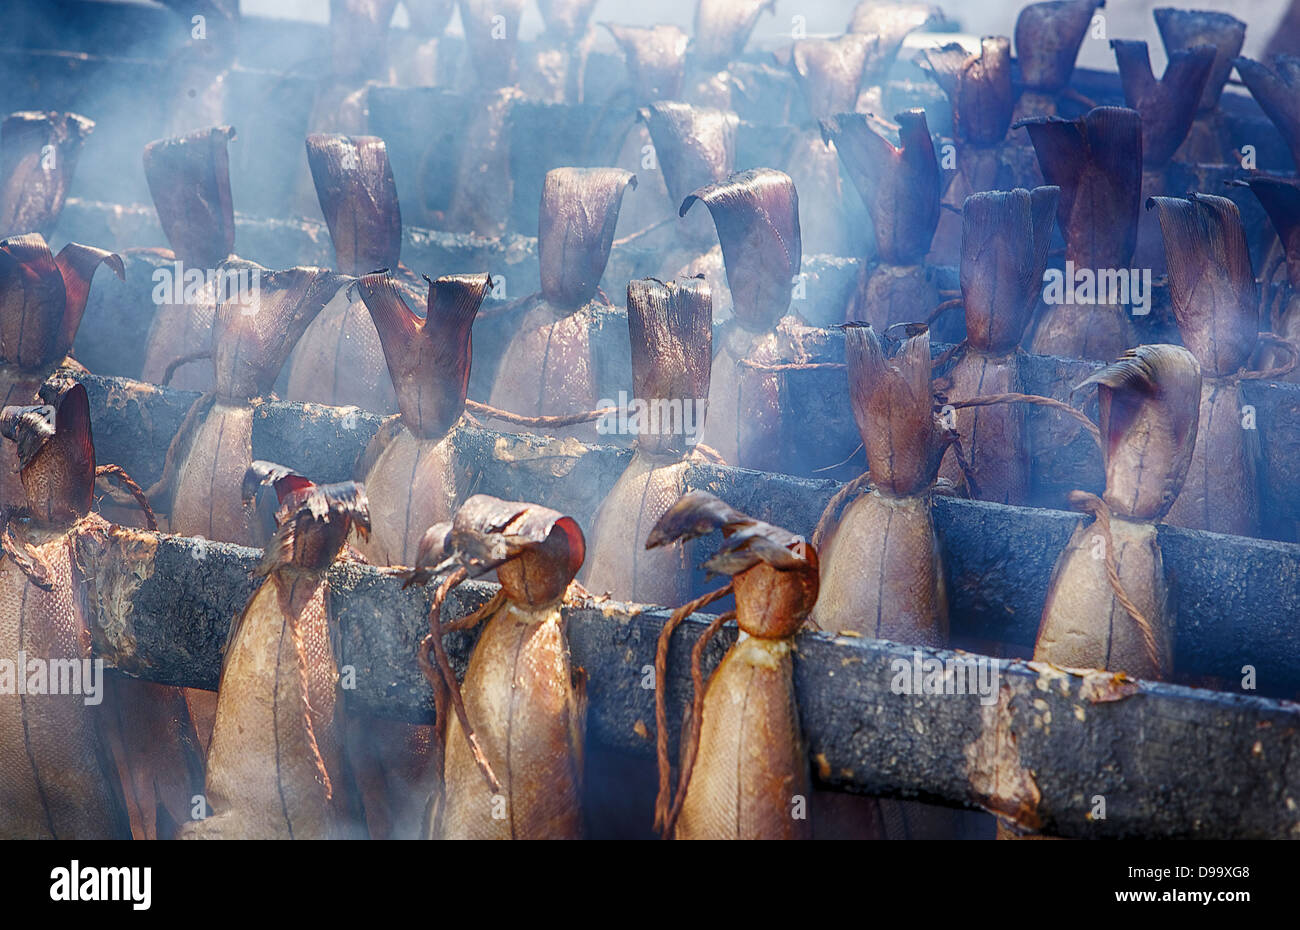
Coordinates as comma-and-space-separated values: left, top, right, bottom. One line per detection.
1035, 516, 1171, 680
0, 524, 130, 839
812, 490, 947, 646
487, 299, 600, 441
937, 350, 1027, 504
181, 569, 346, 839
675, 635, 809, 840
583, 453, 691, 605
440, 601, 585, 840
354, 427, 459, 567
169, 399, 258, 546
702, 326, 784, 471
1163, 379, 1257, 536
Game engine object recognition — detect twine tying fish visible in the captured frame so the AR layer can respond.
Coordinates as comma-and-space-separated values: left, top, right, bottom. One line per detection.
1068, 490, 1163, 675
653, 581, 733, 836
94, 464, 158, 530
416, 565, 502, 796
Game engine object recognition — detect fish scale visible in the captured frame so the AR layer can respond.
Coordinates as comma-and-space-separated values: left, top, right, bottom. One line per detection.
440, 603, 584, 840
0, 527, 129, 839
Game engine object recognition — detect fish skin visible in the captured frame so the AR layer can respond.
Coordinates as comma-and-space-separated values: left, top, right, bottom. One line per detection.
0, 524, 131, 839
169, 400, 259, 547
937, 351, 1028, 505
353, 427, 460, 567
487, 299, 601, 441
701, 327, 784, 471
1034, 516, 1172, 681
582, 453, 692, 605
180, 570, 345, 839
812, 490, 948, 645
440, 602, 585, 840
140, 283, 216, 393
1163, 379, 1258, 536
1030, 301, 1131, 362
285, 286, 398, 414
674, 636, 810, 840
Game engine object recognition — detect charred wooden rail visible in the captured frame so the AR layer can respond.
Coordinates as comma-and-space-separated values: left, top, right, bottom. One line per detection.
79, 371, 1300, 702
79, 524, 1300, 840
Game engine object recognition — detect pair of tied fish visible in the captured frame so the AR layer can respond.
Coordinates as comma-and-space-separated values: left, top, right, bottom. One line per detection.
0, 378, 201, 840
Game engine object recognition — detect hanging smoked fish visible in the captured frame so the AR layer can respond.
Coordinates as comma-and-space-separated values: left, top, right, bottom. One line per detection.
148, 262, 349, 545
1146, 194, 1291, 536
406, 494, 587, 839
936, 186, 1059, 504
845, 2, 942, 111
811, 323, 953, 641
787, 34, 876, 257
1005, 0, 1102, 190
0, 233, 123, 510
1155, 9, 1246, 163
583, 276, 712, 605
285, 134, 403, 415
1111, 40, 1216, 273
821, 110, 941, 330
486, 168, 636, 440
917, 37, 1015, 266
680, 168, 802, 471
0, 111, 95, 241
1235, 176, 1300, 382
352, 271, 489, 566
180, 462, 370, 839
640, 103, 737, 314
343, 270, 490, 838
1035, 344, 1202, 681
693, 0, 775, 72
1011, 0, 1103, 121
1017, 107, 1143, 361
1233, 55, 1300, 173
139, 126, 237, 392
605, 23, 690, 105
0, 379, 197, 839
646, 489, 817, 840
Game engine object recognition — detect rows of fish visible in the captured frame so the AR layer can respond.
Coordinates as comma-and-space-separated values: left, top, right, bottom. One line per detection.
0, 0, 1296, 838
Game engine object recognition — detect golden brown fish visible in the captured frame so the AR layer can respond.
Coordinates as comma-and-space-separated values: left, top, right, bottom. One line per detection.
152, 262, 348, 547
180, 462, 370, 839
813, 323, 953, 641
646, 490, 816, 840
1146, 194, 1261, 536
1035, 344, 1201, 681
486, 168, 636, 442
408, 494, 587, 839
1018, 107, 1143, 362
351, 271, 489, 567
681, 168, 802, 471
139, 126, 237, 393
937, 186, 1059, 504
583, 276, 712, 605
822, 110, 940, 327
285, 134, 402, 415
0, 380, 198, 839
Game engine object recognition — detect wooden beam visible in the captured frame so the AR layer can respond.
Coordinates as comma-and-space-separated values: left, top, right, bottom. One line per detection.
77, 526, 1300, 839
